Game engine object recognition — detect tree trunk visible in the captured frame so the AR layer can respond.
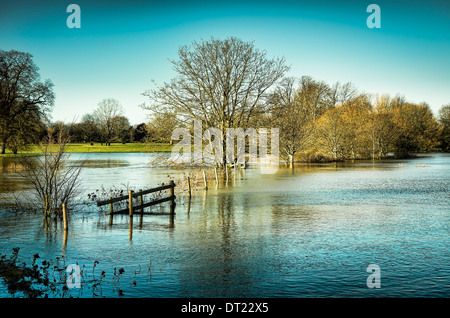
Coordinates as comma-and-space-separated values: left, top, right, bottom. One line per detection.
288, 154, 294, 168
1, 138, 7, 154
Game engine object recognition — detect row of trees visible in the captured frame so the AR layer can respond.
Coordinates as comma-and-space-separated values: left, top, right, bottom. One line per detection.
141, 37, 449, 164
53, 100, 177, 145
2, 42, 450, 161
0, 49, 178, 153
267, 76, 446, 164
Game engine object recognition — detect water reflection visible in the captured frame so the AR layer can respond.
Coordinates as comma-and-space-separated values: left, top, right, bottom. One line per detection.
0, 153, 449, 297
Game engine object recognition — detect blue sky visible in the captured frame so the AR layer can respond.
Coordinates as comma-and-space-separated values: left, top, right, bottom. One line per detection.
1, 0, 449, 124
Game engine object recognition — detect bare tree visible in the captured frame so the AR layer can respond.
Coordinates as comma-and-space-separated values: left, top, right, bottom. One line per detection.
328, 81, 358, 107
93, 98, 124, 145
297, 76, 332, 119
340, 94, 373, 159
141, 37, 289, 162
0, 50, 54, 154
146, 112, 178, 143
18, 131, 85, 217
269, 77, 316, 166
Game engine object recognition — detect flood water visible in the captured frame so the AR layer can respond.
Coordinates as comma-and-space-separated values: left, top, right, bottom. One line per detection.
0, 152, 449, 298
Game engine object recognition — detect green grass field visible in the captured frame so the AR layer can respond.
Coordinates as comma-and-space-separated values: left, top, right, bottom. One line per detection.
0, 142, 173, 157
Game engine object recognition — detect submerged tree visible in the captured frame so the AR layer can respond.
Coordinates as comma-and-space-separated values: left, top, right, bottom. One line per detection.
314, 105, 347, 161
392, 102, 440, 154
146, 112, 178, 143
141, 36, 289, 163
268, 77, 316, 166
18, 131, 85, 217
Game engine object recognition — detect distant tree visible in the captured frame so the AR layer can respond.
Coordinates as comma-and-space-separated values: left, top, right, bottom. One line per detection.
141, 37, 289, 163
314, 106, 347, 161
309, 80, 363, 161
268, 77, 316, 166
133, 123, 148, 142
146, 112, 178, 143
340, 94, 372, 159
93, 98, 124, 145
0, 50, 54, 153
47, 121, 70, 142
111, 115, 131, 143
296, 76, 333, 119
368, 95, 401, 158
392, 102, 440, 155
79, 113, 100, 143
328, 81, 358, 107
8, 109, 46, 154
438, 104, 450, 151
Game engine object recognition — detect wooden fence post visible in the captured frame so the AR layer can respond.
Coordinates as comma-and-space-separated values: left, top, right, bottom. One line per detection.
187, 196, 191, 216
169, 180, 175, 197
139, 189, 143, 214
169, 180, 175, 214
63, 228, 67, 248
109, 197, 113, 225
62, 203, 68, 231
203, 170, 208, 190
129, 191, 133, 240
187, 176, 191, 197
214, 167, 218, 184
129, 216, 133, 241
226, 165, 229, 185
45, 194, 49, 216
129, 190, 133, 216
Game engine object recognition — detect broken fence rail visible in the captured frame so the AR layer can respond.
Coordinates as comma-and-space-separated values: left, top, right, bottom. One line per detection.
96, 180, 176, 215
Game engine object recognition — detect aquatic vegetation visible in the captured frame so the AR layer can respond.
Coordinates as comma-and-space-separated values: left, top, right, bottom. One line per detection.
0, 248, 160, 298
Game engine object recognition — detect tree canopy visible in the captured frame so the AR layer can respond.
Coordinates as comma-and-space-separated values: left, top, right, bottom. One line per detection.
0, 50, 54, 154
141, 37, 289, 161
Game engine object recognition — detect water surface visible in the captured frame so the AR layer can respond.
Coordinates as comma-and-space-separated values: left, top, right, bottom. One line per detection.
0, 153, 448, 297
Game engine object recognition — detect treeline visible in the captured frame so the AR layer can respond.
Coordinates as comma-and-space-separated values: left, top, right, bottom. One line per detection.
2, 45, 450, 161
49, 109, 176, 145
9, 103, 176, 150
264, 76, 450, 164
141, 37, 450, 164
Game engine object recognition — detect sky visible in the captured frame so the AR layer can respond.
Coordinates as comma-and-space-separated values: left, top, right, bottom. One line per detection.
1, 0, 449, 125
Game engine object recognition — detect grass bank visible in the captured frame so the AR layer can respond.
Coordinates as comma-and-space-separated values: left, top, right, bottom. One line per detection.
0, 142, 173, 157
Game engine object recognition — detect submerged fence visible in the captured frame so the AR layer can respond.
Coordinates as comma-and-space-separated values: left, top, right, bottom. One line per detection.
96, 180, 176, 216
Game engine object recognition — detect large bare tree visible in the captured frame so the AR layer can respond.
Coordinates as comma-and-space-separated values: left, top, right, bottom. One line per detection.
141, 37, 289, 160
0, 50, 54, 154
